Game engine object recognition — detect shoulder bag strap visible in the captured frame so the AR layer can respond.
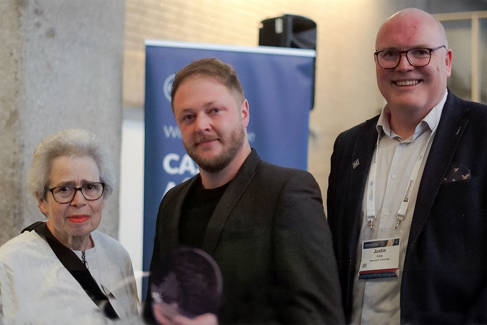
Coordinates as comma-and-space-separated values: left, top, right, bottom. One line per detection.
22, 222, 119, 320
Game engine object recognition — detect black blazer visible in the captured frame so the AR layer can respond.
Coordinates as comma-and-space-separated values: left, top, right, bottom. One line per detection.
145, 150, 345, 324
327, 91, 487, 324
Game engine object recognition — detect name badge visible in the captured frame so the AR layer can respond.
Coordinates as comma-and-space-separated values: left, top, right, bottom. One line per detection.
359, 237, 400, 279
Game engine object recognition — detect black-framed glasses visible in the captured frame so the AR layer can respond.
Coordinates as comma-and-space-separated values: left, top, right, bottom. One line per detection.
374, 45, 446, 69
47, 182, 105, 204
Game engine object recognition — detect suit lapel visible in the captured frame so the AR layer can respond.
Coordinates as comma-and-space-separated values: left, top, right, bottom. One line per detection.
348, 118, 379, 255
350, 119, 379, 208
162, 176, 200, 253
407, 93, 471, 247
202, 150, 260, 254
338, 117, 379, 316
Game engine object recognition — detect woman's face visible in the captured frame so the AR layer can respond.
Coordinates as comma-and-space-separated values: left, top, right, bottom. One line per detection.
39, 155, 104, 247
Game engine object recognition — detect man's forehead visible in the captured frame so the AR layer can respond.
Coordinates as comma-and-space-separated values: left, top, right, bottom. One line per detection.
183, 73, 223, 86
174, 73, 243, 106
376, 14, 440, 48
175, 75, 225, 97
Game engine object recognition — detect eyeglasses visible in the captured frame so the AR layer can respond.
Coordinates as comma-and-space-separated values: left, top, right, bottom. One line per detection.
374, 45, 446, 69
47, 182, 105, 204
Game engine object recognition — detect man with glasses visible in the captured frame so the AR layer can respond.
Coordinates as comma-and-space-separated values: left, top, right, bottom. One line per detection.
327, 8, 487, 324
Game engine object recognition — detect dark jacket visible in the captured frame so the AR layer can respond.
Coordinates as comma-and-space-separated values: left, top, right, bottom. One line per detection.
146, 150, 345, 324
327, 91, 487, 324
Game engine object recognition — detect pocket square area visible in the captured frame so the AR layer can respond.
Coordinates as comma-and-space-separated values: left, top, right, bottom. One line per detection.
443, 164, 472, 183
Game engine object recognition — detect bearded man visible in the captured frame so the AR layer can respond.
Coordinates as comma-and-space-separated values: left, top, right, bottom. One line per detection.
144, 58, 344, 325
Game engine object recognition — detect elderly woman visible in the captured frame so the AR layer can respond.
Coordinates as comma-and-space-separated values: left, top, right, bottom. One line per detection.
0, 129, 139, 323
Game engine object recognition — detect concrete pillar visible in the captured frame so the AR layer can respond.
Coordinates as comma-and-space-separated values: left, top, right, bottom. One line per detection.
0, 0, 125, 244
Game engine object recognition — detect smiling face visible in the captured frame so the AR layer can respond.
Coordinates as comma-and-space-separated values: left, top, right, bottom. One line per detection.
375, 9, 452, 116
39, 155, 104, 248
173, 75, 249, 174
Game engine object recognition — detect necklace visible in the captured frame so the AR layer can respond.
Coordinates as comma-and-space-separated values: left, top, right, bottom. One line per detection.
81, 250, 87, 268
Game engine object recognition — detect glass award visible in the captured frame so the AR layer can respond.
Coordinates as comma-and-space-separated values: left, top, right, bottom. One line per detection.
150, 246, 223, 322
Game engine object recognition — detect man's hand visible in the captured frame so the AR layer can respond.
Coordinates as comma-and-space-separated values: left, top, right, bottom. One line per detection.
172, 314, 218, 325
153, 304, 218, 325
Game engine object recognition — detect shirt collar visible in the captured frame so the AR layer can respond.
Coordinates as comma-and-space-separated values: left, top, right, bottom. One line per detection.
376, 90, 448, 141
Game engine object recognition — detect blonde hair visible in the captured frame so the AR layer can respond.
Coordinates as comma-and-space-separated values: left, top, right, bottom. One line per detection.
171, 57, 245, 109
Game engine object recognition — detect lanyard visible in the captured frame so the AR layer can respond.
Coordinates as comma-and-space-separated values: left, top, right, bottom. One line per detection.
366, 130, 434, 230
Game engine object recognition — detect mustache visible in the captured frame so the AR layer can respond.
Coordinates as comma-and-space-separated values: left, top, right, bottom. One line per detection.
193, 135, 219, 145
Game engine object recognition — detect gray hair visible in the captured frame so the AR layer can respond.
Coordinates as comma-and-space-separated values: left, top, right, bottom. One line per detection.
28, 129, 114, 200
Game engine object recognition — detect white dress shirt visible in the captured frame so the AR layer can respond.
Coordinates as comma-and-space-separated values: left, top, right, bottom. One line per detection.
351, 91, 448, 325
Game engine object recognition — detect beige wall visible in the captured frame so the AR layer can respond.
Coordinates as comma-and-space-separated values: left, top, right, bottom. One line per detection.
123, 0, 393, 206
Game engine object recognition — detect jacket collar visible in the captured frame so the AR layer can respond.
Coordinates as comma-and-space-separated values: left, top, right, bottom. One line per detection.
165, 149, 261, 254
406, 91, 471, 249
202, 149, 260, 253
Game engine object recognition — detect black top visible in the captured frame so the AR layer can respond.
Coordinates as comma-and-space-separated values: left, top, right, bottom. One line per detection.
179, 178, 228, 248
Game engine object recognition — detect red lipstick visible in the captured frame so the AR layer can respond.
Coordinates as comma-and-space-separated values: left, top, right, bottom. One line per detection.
68, 215, 89, 223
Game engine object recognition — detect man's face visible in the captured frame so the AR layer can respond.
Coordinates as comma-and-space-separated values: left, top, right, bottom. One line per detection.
172, 75, 249, 173
375, 12, 452, 114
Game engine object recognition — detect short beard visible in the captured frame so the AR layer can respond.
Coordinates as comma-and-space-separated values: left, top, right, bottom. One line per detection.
186, 125, 245, 173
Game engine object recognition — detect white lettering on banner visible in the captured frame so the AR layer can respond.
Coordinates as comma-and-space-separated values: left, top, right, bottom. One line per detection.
248, 132, 256, 143
163, 176, 192, 196
179, 154, 199, 175
162, 153, 199, 175
163, 125, 181, 138
163, 126, 253, 142
163, 153, 179, 174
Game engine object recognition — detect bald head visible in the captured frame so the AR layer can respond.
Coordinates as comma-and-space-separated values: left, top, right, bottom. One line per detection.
374, 8, 453, 126
376, 8, 448, 50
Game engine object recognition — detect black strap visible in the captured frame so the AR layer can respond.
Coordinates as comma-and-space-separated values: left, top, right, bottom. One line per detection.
22, 222, 119, 320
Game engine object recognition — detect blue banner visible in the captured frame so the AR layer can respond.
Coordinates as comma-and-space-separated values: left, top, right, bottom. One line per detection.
143, 40, 316, 296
